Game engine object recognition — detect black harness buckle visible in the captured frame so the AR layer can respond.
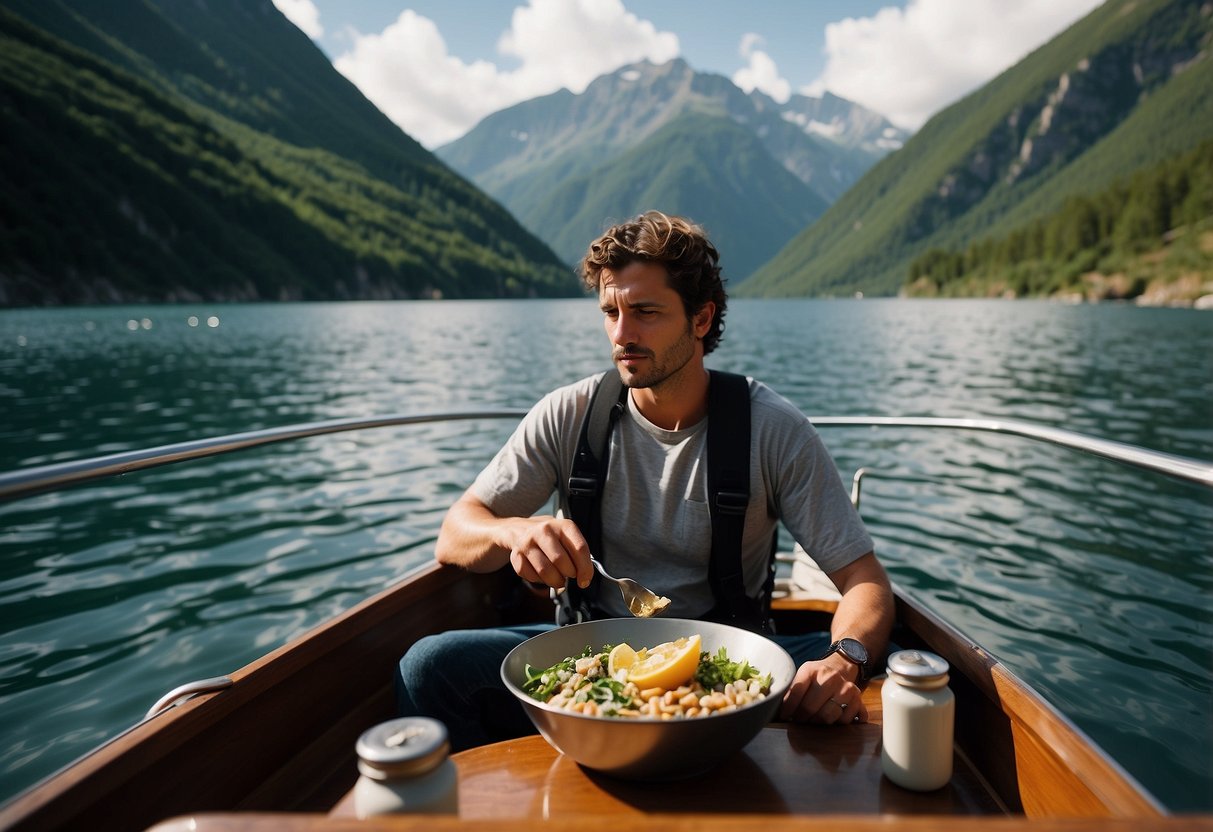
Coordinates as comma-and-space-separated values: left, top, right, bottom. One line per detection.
568, 476, 598, 498
715, 490, 749, 515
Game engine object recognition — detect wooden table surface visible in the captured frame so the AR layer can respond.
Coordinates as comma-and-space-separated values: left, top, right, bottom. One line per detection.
329, 678, 1000, 820
158, 681, 1213, 831
450, 723, 1000, 819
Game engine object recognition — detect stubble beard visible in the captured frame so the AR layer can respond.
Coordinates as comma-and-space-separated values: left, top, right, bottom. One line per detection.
614, 321, 698, 391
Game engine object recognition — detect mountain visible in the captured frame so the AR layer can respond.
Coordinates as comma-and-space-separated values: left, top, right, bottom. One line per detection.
904, 137, 1213, 303
743, 89, 908, 204
742, 0, 1213, 298
539, 111, 827, 280
436, 58, 907, 278
0, 0, 577, 305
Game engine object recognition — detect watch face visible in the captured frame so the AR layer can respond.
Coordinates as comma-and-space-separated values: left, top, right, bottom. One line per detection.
837, 637, 869, 665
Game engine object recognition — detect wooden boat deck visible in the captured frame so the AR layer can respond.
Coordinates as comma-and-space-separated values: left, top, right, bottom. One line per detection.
0, 564, 1196, 832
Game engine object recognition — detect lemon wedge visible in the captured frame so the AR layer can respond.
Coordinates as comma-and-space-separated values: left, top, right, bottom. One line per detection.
619, 634, 702, 690
608, 642, 637, 679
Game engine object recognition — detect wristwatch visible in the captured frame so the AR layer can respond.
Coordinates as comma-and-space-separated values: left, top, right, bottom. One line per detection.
822, 637, 871, 684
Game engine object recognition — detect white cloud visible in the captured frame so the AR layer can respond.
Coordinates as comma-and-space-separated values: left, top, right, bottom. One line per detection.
732, 33, 791, 104
334, 12, 511, 150
498, 0, 679, 96
806, 0, 1104, 129
272, 0, 323, 39
334, 0, 678, 148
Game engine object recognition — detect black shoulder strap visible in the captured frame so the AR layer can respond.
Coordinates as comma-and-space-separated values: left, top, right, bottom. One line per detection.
567, 370, 627, 554
705, 370, 758, 628
559, 372, 627, 623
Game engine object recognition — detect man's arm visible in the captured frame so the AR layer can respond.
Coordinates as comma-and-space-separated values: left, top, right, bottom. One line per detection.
435, 489, 594, 589
777, 551, 894, 724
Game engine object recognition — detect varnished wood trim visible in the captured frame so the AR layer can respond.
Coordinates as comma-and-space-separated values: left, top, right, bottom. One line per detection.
769, 595, 841, 613
989, 665, 1163, 818
148, 812, 1213, 832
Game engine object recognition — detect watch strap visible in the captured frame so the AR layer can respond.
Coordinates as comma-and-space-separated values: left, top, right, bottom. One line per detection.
825, 638, 871, 683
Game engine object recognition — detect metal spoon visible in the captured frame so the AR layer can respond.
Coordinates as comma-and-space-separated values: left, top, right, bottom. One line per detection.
589, 557, 671, 618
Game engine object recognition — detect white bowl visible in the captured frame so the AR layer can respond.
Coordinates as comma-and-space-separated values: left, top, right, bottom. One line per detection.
500, 617, 795, 780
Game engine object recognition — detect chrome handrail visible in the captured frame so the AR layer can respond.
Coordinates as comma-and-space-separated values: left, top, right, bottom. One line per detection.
0, 410, 528, 502
0, 412, 1209, 503
143, 676, 233, 721
809, 416, 1213, 488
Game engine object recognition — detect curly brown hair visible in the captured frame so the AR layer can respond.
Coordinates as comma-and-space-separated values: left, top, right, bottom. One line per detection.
579, 211, 728, 355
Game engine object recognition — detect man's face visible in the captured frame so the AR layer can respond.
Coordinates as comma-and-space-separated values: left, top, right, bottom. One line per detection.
598, 261, 710, 389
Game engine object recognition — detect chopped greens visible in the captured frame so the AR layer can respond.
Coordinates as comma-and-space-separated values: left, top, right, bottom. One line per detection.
520, 639, 772, 719
521, 643, 638, 715
695, 646, 772, 692
583, 676, 633, 713
522, 644, 596, 701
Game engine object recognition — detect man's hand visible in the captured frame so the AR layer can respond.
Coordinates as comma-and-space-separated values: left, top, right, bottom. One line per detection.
434, 491, 594, 590
778, 651, 867, 725
503, 515, 593, 589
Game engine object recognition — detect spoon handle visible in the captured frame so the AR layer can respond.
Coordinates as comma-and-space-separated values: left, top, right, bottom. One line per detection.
589, 557, 613, 582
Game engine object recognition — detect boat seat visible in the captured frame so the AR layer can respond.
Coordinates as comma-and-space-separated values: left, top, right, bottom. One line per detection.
771, 546, 842, 614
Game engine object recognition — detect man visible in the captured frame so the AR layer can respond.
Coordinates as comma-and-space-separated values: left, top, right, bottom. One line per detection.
396, 211, 893, 750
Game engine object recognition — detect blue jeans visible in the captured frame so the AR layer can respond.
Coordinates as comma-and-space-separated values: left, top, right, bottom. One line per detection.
394, 625, 832, 752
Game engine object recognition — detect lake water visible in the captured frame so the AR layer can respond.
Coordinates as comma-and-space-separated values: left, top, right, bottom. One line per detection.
0, 299, 1210, 811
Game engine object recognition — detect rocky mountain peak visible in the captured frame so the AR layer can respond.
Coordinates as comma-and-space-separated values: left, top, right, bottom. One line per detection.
434, 55, 910, 277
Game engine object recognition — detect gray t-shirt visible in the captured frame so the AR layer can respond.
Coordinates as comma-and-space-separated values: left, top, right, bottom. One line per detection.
471, 372, 874, 618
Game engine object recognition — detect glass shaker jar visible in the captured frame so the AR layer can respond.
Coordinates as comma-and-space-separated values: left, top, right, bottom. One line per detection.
881, 649, 955, 791
352, 716, 459, 818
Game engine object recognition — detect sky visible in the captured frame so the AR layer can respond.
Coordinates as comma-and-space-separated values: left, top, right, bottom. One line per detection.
271, 0, 1104, 149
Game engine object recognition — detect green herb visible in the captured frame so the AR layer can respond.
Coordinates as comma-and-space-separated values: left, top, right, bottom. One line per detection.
521, 645, 621, 703
587, 676, 634, 705
570, 675, 638, 716
694, 647, 772, 692
521, 644, 613, 701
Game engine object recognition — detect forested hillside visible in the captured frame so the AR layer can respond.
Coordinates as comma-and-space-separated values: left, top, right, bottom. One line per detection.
0, 1, 576, 306
905, 139, 1213, 301
742, 0, 1213, 298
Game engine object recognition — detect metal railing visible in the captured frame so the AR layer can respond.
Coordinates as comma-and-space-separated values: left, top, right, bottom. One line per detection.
1, 412, 1210, 503
0, 410, 528, 502
809, 416, 1213, 489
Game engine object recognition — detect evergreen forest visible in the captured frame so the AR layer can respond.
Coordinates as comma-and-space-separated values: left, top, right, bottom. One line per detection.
905, 140, 1213, 301
0, 3, 577, 306
741, 0, 1213, 301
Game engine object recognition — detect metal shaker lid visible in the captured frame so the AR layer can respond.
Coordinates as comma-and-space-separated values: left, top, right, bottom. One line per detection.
356, 717, 449, 780
886, 649, 950, 683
